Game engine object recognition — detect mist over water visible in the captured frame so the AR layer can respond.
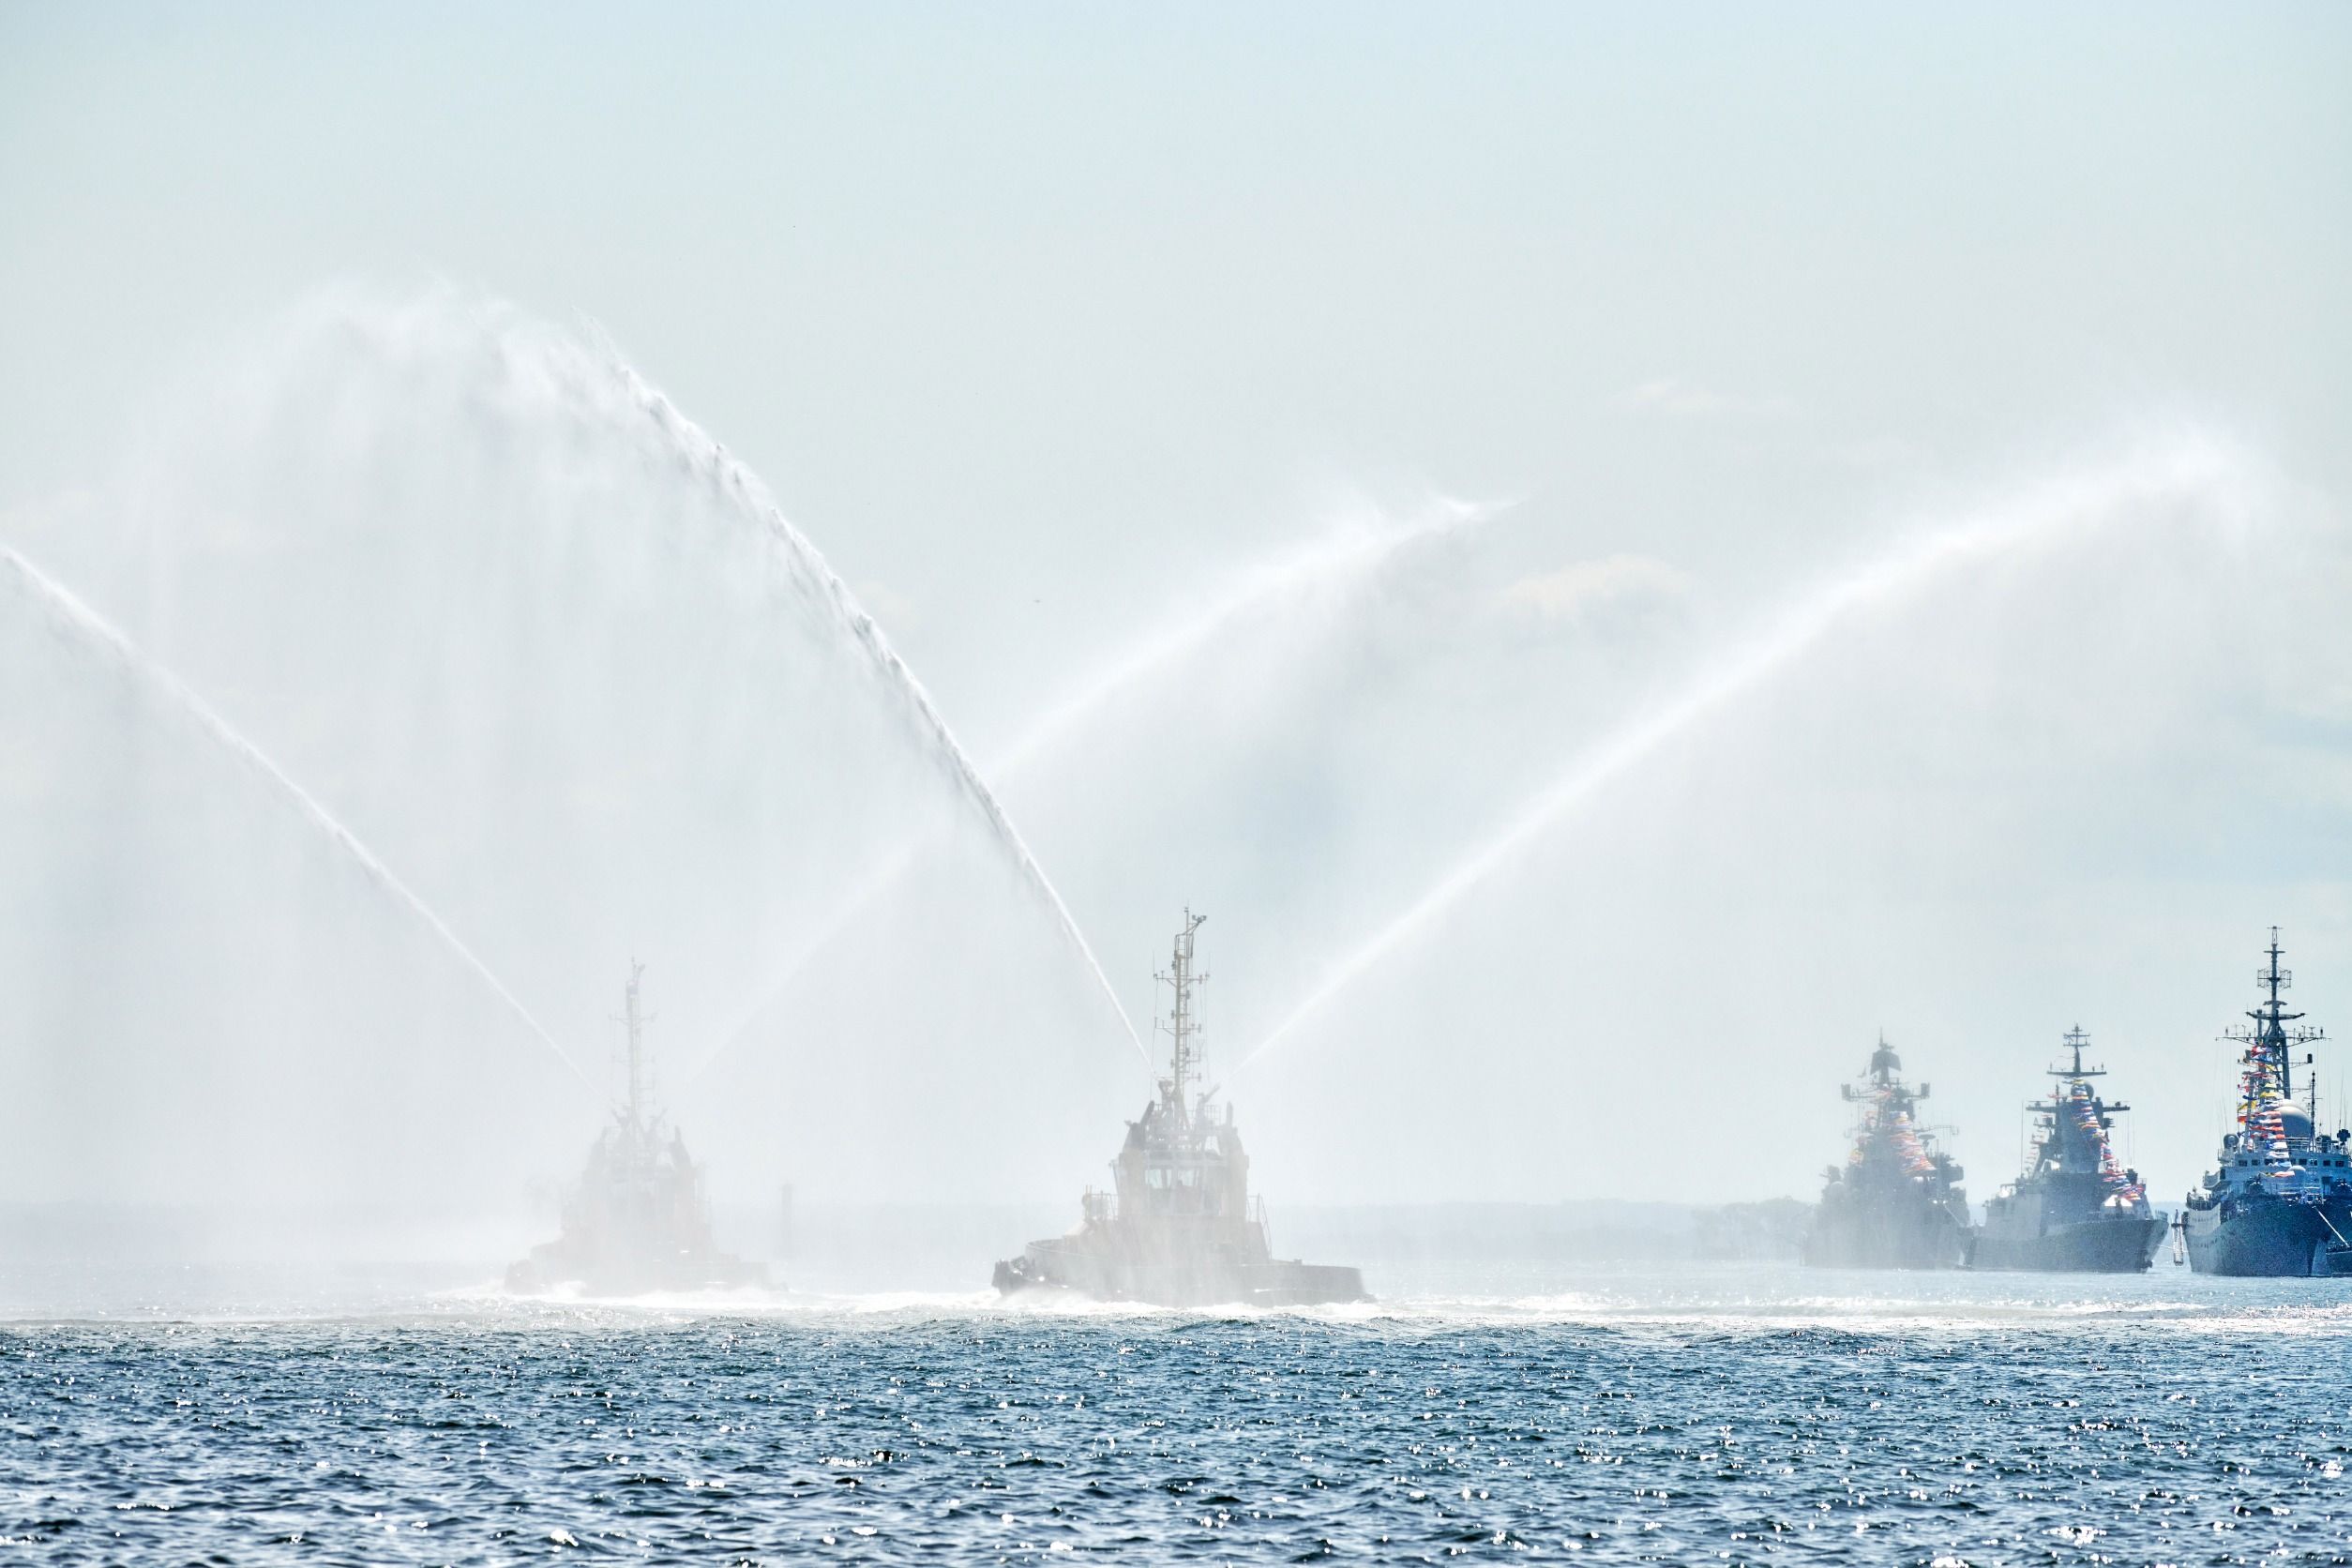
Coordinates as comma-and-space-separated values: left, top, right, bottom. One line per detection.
0, 287, 1149, 1228
1, 546, 588, 1089
3, 284, 2344, 1247
552, 314, 1145, 1060
1222, 430, 2344, 1208
987, 495, 1507, 781
692, 494, 1507, 1085
569, 318, 1157, 1066
1243, 437, 2257, 1074
5, 12, 2350, 1564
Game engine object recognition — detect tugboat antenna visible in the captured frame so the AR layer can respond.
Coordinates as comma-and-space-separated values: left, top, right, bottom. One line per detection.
505, 956, 761, 1295
1157, 911, 1210, 1123
613, 958, 655, 1130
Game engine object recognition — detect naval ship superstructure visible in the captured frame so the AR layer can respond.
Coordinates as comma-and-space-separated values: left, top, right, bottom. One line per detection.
506, 963, 761, 1295
1970, 1028, 2163, 1272
1802, 1037, 1969, 1269
2182, 932, 2352, 1276
992, 912, 1368, 1307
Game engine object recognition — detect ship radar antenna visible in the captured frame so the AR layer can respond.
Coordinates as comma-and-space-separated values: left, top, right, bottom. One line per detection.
1156, 909, 1210, 1123
2058, 1024, 2104, 1080
2226, 927, 2323, 1108
1868, 1032, 1903, 1089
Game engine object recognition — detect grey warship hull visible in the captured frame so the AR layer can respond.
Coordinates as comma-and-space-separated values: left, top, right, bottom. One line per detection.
1802, 1037, 1968, 1271
2182, 932, 2352, 1278
1968, 1028, 2163, 1273
2184, 1198, 2352, 1277
1968, 1214, 2164, 1273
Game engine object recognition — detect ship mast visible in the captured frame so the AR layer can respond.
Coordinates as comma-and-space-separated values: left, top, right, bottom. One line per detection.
2045, 1026, 2114, 1096
2228, 928, 2322, 1110
619, 958, 652, 1132
2063, 1025, 2096, 1080
2032, 1026, 2128, 1178
1157, 910, 1209, 1125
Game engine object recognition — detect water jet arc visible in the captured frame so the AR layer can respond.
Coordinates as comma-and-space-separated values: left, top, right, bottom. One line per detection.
988, 496, 1506, 779
1241, 443, 2242, 1072
2, 545, 592, 1089
687, 497, 1506, 1086
581, 329, 1146, 1060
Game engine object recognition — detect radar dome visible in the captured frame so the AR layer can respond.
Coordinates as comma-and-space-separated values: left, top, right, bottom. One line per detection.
2259, 1099, 2314, 1140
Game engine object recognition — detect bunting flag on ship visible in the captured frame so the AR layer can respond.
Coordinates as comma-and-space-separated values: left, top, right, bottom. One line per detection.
1888, 1110, 1934, 1176
2241, 1094, 2299, 1181
2053, 1079, 2147, 1202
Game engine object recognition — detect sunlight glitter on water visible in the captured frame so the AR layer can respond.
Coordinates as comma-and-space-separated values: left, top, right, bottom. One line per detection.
8, 1277, 2352, 1566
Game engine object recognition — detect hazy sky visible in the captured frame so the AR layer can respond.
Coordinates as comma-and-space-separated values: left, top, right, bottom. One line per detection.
3, 5, 2349, 1219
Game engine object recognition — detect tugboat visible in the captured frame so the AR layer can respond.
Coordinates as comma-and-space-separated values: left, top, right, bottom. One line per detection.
1801, 1036, 1968, 1269
506, 963, 763, 1295
1970, 1028, 2164, 1272
2182, 931, 2352, 1277
992, 912, 1368, 1307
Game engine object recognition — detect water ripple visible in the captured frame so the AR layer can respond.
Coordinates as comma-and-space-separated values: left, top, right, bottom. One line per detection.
7, 1275, 2352, 1562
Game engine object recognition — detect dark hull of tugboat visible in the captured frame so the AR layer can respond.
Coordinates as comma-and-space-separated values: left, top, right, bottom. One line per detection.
992, 1241, 1367, 1308
1968, 1215, 2164, 1273
1800, 1206, 1967, 1270
2184, 1199, 2352, 1277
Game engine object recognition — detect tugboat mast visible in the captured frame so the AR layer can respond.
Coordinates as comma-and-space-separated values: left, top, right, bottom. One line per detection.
990, 908, 1370, 1305
2229, 928, 2323, 1110
617, 958, 653, 1132
1156, 911, 1209, 1126
505, 958, 762, 1294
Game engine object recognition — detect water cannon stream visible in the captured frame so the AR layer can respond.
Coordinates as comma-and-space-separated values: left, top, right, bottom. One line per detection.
1, 543, 593, 1090
989, 494, 1508, 778
1240, 438, 2251, 1073
684, 495, 1507, 1086
572, 324, 1147, 1063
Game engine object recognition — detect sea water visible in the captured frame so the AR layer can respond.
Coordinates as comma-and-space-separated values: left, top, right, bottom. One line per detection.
4, 1262, 2348, 1564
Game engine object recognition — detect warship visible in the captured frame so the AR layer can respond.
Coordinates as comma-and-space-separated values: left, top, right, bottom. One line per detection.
1801, 1036, 1969, 1269
992, 912, 1368, 1307
1969, 1028, 2163, 1272
506, 963, 762, 1295
2181, 931, 2352, 1277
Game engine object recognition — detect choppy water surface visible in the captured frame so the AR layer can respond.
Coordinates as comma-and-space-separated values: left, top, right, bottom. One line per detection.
7, 1265, 2352, 1564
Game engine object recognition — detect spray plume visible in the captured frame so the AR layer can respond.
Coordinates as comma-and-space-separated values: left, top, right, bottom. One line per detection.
988, 495, 1506, 777
1241, 439, 2249, 1071
2, 543, 593, 1089
566, 321, 1148, 1061
686, 496, 1507, 1086
686, 841, 924, 1085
